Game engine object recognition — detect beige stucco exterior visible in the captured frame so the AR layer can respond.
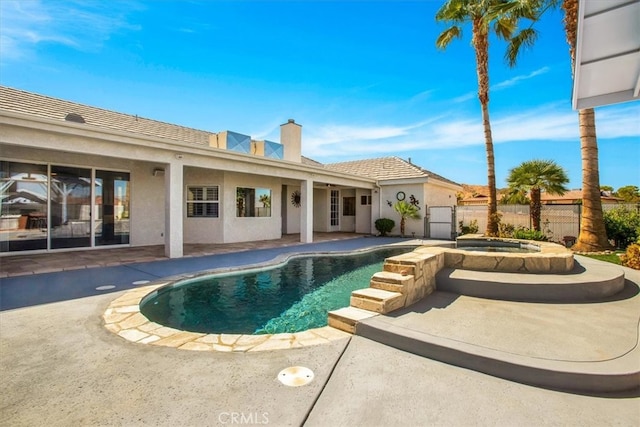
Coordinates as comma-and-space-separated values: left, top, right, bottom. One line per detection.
0, 87, 462, 257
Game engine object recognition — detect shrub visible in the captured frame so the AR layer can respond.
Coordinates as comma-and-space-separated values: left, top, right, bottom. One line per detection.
458, 219, 479, 235
512, 228, 548, 241
498, 222, 515, 238
498, 223, 548, 241
375, 218, 395, 236
604, 207, 640, 249
620, 243, 640, 270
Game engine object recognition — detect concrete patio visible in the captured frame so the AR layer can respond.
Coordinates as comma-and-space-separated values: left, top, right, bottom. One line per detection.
1, 236, 639, 426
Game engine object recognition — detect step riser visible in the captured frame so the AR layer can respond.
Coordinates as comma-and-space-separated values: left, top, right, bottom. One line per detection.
350, 294, 406, 314
356, 321, 640, 393
370, 280, 405, 294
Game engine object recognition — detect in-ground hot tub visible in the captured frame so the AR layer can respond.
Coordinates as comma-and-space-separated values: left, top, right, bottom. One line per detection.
413, 236, 574, 273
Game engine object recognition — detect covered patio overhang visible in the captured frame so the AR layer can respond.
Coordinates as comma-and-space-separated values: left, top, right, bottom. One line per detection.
572, 0, 640, 109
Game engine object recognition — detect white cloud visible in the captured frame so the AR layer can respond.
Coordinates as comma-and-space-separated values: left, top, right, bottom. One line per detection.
302, 102, 640, 160
450, 66, 551, 104
0, 0, 142, 61
492, 66, 550, 90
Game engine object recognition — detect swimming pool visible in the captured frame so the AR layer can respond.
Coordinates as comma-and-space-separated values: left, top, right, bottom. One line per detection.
140, 246, 415, 335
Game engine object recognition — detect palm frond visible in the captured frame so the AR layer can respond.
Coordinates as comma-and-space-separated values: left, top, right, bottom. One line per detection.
493, 16, 517, 39
436, 26, 462, 49
505, 28, 538, 67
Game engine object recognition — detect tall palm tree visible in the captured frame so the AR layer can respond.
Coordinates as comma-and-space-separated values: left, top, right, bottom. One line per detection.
506, 159, 569, 231
562, 0, 612, 251
436, 0, 535, 237
393, 201, 420, 237
502, 0, 612, 250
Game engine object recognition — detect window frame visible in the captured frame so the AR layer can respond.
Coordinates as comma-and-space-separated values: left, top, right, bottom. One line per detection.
186, 185, 220, 218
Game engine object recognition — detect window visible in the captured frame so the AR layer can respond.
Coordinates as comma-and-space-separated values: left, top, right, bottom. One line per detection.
236, 187, 271, 217
360, 195, 372, 205
187, 186, 219, 217
343, 197, 356, 216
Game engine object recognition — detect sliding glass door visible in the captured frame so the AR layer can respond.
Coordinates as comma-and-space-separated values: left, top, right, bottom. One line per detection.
0, 161, 48, 252
95, 170, 130, 246
0, 161, 130, 253
50, 165, 92, 249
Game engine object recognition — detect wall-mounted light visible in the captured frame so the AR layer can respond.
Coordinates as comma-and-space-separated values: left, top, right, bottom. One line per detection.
175, 154, 183, 159
153, 168, 165, 177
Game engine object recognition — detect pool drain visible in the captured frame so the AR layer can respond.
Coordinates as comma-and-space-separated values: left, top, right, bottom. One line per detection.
95, 285, 116, 291
132, 280, 150, 285
277, 366, 314, 387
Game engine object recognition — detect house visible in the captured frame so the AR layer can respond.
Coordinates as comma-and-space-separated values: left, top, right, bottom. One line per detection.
540, 190, 624, 205
457, 184, 624, 206
0, 86, 460, 257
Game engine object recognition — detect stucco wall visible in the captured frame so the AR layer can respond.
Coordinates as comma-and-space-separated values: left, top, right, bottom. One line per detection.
222, 172, 282, 243
313, 188, 329, 232
182, 167, 225, 244
379, 183, 425, 237
283, 185, 301, 234
424, 182, 458, 207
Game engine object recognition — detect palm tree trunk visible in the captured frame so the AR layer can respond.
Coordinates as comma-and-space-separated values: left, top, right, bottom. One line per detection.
563, 0, 612, 251
573, 108, 613, 251
473, 19, 498, 237
530, 187, 542, 231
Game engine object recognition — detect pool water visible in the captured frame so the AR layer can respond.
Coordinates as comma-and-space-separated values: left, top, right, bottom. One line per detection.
140, 246, 414, 335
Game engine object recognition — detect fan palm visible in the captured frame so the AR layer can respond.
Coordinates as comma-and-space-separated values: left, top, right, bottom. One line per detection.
436, 0, 539, 237
393, 201, 420, 237
506, 160, 569, 231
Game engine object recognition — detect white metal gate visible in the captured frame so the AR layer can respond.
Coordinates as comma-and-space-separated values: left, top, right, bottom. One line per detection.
425, 206, 455, 240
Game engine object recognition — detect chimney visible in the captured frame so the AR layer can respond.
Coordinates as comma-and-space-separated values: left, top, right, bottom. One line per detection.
280, 119, 302, 163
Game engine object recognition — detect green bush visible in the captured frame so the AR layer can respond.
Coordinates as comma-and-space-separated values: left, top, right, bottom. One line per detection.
512, 228, 548, 241
498, 222, 548, 241
604, 207, 640, 249
458, 219, 479, 235
375, 218, 395, 236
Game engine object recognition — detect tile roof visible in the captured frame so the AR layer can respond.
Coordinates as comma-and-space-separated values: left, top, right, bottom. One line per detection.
0, 86, 211, 145
326, 156, 460, 186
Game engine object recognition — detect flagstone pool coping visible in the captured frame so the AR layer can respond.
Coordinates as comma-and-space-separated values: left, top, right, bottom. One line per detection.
103, 283, 352, 352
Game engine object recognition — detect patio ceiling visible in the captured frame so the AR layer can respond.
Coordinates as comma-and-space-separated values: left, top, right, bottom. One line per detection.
572, 0, 640, 109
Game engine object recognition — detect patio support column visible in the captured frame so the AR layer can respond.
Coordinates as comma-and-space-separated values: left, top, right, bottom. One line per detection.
300, 179, 313, 243
164, 161, 183, 258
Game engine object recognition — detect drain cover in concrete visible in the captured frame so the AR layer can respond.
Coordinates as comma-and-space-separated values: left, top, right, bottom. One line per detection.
277, 366, 314, 387
95, 285, 116, 291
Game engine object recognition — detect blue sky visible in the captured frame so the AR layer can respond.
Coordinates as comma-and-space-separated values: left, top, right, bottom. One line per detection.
1, 0, 638, 190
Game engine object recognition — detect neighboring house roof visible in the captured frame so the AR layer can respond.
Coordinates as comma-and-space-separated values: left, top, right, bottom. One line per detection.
325, 156, 460, 186
540, 190, 624, 204
0, 86, 212, 145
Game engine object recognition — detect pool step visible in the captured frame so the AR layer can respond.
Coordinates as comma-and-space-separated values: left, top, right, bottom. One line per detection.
328, 306, 379, 334
369, 271, 414, 294
350, 287, 406, 314
435, 256, 625, 302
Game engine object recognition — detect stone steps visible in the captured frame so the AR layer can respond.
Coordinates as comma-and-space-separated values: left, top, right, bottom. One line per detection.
327, 306, 379, 334
350, 287, 405, 313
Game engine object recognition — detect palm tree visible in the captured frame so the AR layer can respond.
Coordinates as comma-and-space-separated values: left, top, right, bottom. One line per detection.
436, 0, 536, 237
393, 201, 420, 237
506, 160, 569, 231
501, 0, 612, 251
562, 0, 612, 251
